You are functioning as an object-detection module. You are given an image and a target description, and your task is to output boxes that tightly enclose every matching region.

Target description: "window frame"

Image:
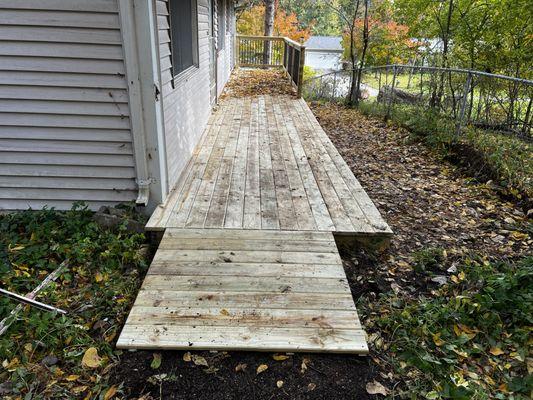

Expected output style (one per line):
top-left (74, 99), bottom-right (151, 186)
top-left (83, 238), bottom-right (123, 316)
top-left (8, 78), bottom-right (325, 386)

top-left (168, 0), bottom-right (200, 84)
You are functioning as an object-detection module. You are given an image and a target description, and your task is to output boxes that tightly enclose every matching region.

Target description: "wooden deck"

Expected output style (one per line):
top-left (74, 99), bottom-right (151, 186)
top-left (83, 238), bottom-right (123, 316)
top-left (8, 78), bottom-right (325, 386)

top-left (147, 95), bottom-right (392, 237)
top-left (117, 228), bottom-right (368, 353)
top-left (120, 91), bottom-right (392, 353)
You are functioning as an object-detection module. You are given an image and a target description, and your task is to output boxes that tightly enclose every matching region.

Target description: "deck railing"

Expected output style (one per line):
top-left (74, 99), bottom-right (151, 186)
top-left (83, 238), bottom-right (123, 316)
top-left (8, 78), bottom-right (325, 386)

top-left (236, 35), bottom-right (306, 97)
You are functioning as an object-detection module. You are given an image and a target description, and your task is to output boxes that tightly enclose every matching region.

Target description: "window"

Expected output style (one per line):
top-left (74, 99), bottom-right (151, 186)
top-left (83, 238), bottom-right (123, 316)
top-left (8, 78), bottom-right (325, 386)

top-left (169, 0), bottom-right (199, 77)
top-left (217, 0), bottom-right (225, 50)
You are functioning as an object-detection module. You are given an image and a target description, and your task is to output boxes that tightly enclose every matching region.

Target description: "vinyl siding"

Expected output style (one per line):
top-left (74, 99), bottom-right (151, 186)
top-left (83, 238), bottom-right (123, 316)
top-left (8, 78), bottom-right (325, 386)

top-left (157, 0), bottom-right (234, 189)
top-left (0, 0), bottom-right (137, 210)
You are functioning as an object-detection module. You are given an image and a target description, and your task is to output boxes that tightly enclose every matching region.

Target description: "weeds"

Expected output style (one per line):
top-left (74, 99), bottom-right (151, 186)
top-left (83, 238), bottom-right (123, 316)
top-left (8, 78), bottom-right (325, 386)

top-left (0, 204), bottom-right (149, 399)
top-left (365, 256), bottom-right (532, 399)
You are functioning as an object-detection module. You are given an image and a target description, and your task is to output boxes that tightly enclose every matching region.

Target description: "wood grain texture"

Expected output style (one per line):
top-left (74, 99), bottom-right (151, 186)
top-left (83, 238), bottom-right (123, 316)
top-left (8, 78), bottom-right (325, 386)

top-left (148, 95), bottom-right (392, 237)
top-left (117, 228), bottom-right (368, 353)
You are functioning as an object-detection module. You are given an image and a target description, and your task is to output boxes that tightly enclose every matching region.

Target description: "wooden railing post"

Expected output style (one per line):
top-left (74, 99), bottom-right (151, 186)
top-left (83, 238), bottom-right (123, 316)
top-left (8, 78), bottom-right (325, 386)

top-left (297, 45), bottom-right (306, 98)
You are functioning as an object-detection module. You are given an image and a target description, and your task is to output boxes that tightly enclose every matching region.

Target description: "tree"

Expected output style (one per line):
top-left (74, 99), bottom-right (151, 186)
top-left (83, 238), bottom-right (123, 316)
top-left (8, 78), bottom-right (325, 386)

top-left (263, 0), bottom-right (276, 64)
top-left (237, 5), bottom-right (311, 41)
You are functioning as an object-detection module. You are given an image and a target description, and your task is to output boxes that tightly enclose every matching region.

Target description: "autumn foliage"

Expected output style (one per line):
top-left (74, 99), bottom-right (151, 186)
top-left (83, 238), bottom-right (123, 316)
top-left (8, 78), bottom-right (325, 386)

top-left (237, 5), bottom-right (312, 42)
top-left (342, 18), bottom-right (419, 65)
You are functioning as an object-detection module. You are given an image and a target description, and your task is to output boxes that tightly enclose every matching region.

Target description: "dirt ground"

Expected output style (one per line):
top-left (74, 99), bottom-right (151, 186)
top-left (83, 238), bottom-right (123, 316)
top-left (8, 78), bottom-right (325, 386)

top-left (109, 71), bottom-right (529, 399)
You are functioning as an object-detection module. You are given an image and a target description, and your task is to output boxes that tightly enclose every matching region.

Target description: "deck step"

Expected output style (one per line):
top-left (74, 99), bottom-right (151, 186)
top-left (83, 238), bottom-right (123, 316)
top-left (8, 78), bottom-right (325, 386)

top-left (117, 228), bottom-right (368, 354)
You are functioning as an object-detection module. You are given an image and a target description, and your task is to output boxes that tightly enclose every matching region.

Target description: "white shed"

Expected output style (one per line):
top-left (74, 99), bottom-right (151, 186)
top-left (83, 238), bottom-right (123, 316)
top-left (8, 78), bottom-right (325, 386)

top-left (0, 0), bottom-right (236, 213)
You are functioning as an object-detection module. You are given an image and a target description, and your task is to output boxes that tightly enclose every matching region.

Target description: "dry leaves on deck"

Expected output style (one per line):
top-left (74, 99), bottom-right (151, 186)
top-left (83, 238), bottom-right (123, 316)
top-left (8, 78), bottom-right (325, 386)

top-left (220, 69), bottom-right (296, 99)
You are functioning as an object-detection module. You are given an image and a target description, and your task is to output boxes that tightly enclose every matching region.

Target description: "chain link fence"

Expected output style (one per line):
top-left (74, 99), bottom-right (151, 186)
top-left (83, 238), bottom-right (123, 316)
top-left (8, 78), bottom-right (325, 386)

top-left (303, 65), bottom-right (533, 139)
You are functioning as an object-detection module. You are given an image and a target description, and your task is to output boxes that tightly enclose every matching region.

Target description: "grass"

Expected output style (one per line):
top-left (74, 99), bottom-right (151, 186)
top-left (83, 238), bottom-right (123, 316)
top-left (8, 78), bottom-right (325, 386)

top-left (0, 204), bottom-right (149, 399)
top-left (364, 255), bottom-right (533, 399)
top-left (357, 101), bottom-right (532, 201)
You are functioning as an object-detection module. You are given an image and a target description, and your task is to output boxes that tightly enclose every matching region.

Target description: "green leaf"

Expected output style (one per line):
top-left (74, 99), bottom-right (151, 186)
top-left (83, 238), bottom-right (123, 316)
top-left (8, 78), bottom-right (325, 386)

top-left (150, 353), bottom-right (162, 369)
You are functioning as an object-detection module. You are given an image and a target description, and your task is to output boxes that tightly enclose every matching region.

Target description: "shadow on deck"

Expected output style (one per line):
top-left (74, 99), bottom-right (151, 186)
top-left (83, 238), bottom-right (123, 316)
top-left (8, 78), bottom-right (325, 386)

top-left (117, 70), bottom-right (392, 354)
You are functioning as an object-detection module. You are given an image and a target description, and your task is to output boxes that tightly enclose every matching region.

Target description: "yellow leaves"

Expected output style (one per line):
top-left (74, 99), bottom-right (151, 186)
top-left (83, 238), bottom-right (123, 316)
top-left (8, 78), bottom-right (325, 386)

top-left (451, 271), bottom-right (466, 284)
top-left (432, 333), bottom-right (445, 346)
top-left (489, 347), bottom-right (504, 356)
top-left (104, 385), bottom-right (117, 400)
top-left (510, 231), bottom-right (528, 241)
top-left (66, 375), bottom-right (80, 382)
top-left (81, 347), bottom-right (102, 369)
top-left (272, 354), bottom-right (289, 361)
top-left (219, 309), bottom-right (230, 316)
top-left (256, 364), bottom-right (268, 374)
top-left (182, 352), bottom-right (192, 362)
top-left (453, 324), bottom-right (477, 340)
top-left (95, 272), bottom-right (104, 283)
top-left (2, 357), bottom-right (20, 371)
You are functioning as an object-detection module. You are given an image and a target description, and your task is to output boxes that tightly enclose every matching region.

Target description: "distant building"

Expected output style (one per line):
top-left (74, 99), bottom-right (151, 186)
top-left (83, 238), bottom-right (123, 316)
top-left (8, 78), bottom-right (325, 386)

top-left (304, 36), bottom-right (343, 72)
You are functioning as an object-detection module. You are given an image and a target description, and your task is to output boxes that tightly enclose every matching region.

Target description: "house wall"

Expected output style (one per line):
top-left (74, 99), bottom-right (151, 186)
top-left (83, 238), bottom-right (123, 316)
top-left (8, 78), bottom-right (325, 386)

top-left (0, 0), bottom-right (137, 210)
top-left (156, 0), bottom-right (234, 189)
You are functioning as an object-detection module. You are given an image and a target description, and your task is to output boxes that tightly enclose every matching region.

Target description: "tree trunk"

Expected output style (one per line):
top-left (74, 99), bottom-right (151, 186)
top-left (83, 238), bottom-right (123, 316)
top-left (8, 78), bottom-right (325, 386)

top-left (352, 0), bottom-right (369, 105)
top-left (347, 0), bottom-right (361, 105)
top-left (263, 0), bottom-right (276, 65)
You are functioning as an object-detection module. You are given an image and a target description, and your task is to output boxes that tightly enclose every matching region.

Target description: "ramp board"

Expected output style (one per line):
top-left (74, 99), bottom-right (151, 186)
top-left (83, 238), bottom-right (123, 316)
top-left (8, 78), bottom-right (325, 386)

top-left (117, 228), bottom-right (368, 354)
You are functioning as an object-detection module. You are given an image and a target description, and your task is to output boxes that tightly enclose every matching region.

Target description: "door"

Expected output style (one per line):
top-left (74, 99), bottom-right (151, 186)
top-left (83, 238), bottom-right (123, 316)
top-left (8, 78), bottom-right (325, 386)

top-left (209, 0), bottom-right (217, 104)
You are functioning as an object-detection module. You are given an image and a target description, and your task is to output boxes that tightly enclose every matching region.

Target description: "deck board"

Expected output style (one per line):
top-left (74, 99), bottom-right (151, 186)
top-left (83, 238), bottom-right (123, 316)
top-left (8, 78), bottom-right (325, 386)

top-left (146, 95), bottom-right (392, 236)
top-left (117, 228), bottom-right (368, 353)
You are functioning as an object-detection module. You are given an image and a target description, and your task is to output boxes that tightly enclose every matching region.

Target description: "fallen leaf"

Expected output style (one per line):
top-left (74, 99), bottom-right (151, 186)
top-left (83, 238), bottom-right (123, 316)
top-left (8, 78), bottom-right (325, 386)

top-left (95, 272), bottom-right (104, 282)
top-left (276, 380), bottom-right (284, 388)
top-left (272, 354), bottom-right (289, 361)
top-left (307, 383), bottom-right (316, 391)
top-left (432, 333), bottom-right (445, 346)
top-left (183, 352), bottom-right (192, 362)
top-left (366, 380), bottom-right (388, 395)
top-left (489, 347), bottom-right (504, 356)
top-left (220, 309), bottom-right (230, 316)
top-left (256, 364), bottom-right (268, 374)
top-left (66, 375), bottom-right (80, 382)
top-left (81, 347), bottom-right (102, 369)
top-left (150, 353), bottom-right (162, 369)
top-left (104, 386), bottom-right (117, 400)
top-left (192, 355), bottom-right (208, 367)
top-left (235, 363), bottom-right (247, 372)
top-left (301, 358), bottom-right (310, 374)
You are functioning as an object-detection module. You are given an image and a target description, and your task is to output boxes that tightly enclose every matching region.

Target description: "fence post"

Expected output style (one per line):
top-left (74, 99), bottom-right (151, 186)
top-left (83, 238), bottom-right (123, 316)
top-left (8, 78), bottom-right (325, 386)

top-left (386, 65), bottom-right (398, 119)
top-left (297, 45), bottom-right (306, 98)
top-left (455, 72), bottom-right (472, 136)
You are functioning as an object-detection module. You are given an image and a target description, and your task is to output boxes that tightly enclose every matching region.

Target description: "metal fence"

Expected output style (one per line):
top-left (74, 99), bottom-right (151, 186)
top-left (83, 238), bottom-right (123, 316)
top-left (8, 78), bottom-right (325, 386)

top-left (237, 35), bottom-right (306, 97)
top-left (303, 65), bottom-right (533, 138)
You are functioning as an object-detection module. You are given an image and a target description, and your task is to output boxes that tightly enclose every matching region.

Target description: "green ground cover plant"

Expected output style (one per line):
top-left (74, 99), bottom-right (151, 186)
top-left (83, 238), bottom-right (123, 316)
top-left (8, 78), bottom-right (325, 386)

top-left (0, 204), bottom-right (149, 399)
top-left (364, 255), bottom-right (533, 399)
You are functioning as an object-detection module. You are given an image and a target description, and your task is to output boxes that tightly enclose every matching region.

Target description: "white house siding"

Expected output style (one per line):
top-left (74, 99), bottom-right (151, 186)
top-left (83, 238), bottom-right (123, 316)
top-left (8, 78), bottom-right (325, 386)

top-left (0, 0), bottom-right (137, 210)
top-left (216, 0), bottom-right (235, 95)
top-left (157, 0), bottom-right (234, 189)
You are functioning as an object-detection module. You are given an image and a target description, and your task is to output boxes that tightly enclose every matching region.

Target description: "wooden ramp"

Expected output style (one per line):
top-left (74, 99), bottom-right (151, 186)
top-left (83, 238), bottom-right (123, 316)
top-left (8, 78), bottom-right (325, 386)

top-left (117, 228), bottom-right (368, 354)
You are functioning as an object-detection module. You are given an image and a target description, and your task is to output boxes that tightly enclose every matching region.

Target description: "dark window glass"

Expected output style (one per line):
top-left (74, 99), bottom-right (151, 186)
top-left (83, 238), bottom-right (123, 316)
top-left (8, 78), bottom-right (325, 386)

top-left (217, 0), bottom-right (225, 50)
top-left (169, 0), bottom-right (199, 76)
